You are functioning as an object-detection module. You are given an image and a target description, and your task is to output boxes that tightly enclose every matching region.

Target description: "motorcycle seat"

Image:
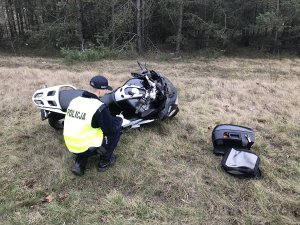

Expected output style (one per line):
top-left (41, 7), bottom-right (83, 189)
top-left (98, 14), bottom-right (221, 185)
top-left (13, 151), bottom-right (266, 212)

top-left (59, 89), bottom-right (84, 112)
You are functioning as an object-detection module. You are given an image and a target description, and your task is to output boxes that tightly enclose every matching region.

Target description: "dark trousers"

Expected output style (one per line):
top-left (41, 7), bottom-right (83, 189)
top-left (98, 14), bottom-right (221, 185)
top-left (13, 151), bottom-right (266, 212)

top-left (74, 129), bottom-right (122, 166)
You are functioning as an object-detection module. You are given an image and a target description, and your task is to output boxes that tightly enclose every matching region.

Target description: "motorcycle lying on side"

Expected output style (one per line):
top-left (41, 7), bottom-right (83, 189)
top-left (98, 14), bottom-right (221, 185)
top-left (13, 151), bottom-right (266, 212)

top-left (32, 62), bottom-right (179, 130)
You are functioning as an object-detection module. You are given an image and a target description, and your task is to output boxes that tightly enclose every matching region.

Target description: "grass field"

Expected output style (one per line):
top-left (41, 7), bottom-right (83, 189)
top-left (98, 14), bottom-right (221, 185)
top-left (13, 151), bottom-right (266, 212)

top-left (0, 55), bottom-right (299, 225)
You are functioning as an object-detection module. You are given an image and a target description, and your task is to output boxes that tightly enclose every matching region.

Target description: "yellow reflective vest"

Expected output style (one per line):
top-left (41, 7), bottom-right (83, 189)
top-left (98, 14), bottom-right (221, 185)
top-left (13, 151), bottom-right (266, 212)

top-left (63, 96), bottom-right (104, 153)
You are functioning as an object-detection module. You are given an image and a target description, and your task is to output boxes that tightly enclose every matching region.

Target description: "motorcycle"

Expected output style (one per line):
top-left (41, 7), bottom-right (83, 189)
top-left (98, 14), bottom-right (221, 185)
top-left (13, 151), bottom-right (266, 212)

top-left (32, 61), bottom-right (179, 129)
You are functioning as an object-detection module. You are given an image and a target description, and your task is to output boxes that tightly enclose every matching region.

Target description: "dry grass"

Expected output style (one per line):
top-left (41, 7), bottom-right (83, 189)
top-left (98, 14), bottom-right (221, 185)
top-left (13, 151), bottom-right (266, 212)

top-left (0, 55), bottom-right (299, 225)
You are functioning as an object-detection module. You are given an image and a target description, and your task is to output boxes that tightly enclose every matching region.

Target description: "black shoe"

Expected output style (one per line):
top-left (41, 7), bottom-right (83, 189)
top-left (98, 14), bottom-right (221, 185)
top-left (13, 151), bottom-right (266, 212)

top-left (98, 154), bottom-right (116, 172)
top-left (71, 162), bottom-right (85, 176)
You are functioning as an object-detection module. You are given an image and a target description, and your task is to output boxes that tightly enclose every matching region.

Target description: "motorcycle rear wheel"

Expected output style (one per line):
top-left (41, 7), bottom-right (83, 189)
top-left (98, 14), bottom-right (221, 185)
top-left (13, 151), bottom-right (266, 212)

top-left (48, 113), bottom-right (65, 130)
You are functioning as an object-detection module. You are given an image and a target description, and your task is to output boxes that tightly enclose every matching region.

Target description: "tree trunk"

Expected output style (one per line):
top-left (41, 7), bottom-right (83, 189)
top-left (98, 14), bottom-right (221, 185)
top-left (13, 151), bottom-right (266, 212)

top-left (204, 2), bottom-right (206, 21)
top-left (141, 0), bottom-right (145, 50)
top-left (26, 0), bottom-right (35, 28)
top-left (111, 2), bottom-right (116, 49)
top-left (205, 32), bottom-right (209, 48)
top-left (175, 2), bottom-right (183, 56)
top-left (5, 0), bottom-right (16, 37)
top-left (38, 0), bottom-right (43, 23)
top-left (13, 0), bottom-right (23, 36)
top-left (136, 0), bottom-right (143, 54)
top-left (273, 0), bottom-right (280, 54)
top-left (75, 0), bottom-right (84, 51)
top-left (224, 11), bottom-right (227, 30)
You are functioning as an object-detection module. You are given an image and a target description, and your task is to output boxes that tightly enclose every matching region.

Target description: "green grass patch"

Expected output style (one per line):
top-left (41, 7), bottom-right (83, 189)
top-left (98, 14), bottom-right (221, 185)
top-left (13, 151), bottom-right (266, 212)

top-left (60, 48), bottom-right (118, 63)
top-left (0, 56), bottom-right (299, 224)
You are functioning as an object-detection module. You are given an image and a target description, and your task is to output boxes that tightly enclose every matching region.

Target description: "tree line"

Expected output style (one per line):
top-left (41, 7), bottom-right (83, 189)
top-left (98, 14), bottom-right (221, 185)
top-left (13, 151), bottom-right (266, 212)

top-left (0, 0), bottom-right (299, 55)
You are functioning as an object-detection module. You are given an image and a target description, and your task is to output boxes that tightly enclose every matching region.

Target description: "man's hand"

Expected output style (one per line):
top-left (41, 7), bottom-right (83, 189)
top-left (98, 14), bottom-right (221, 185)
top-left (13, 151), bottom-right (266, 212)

top-left (116, 112), bottom-right (130, 127)
top-left (116, 112), bottom-right (124, 120)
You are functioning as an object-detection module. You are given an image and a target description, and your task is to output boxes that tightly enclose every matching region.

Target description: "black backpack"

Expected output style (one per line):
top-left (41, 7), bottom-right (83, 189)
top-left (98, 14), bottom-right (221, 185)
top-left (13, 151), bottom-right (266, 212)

top-left (221, 148), bottom-right (261, 178)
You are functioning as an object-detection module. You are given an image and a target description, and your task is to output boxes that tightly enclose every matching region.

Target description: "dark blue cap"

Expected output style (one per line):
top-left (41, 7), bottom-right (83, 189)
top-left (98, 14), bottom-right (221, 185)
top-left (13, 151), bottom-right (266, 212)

top-left (90, 75), bottom-right (113, 90)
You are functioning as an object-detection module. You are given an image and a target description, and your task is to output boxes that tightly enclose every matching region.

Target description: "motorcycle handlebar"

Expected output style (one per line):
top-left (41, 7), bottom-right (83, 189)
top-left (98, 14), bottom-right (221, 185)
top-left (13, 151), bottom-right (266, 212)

top-left (137, 60), bottom-right (144, 71)
top-left (137, 60), bottom-right (149, 75)
top-left (131, 71), bottom-right (155, 89)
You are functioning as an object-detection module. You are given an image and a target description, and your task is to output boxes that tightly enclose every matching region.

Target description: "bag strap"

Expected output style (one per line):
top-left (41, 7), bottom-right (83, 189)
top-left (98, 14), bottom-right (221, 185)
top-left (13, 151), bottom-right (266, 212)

top-left (242, 134), bottom-right (253, 149)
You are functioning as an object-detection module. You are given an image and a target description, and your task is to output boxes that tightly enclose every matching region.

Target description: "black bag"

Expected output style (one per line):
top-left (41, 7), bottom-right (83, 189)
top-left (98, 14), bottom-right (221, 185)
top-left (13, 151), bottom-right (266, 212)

top-left (212, 124), bottom-right (255, 155)
top-left (221, 148), bottom-right (261, 178)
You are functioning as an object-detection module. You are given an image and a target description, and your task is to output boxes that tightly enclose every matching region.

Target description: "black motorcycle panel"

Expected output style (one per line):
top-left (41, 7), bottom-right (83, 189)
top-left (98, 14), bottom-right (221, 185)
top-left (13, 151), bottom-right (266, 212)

top-left (158, 77), bottom-right (178, 120)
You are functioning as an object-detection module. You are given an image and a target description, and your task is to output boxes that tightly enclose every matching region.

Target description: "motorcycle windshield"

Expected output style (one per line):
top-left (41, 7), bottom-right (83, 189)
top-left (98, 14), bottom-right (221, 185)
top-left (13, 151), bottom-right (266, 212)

top-left (124, 78), bottom-right (145, 88)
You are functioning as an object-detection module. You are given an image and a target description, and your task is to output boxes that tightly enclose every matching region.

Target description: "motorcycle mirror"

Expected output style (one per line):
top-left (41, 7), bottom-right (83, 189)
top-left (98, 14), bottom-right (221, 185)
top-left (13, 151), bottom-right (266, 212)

top-left (137, 60), bottom-right (144, 71)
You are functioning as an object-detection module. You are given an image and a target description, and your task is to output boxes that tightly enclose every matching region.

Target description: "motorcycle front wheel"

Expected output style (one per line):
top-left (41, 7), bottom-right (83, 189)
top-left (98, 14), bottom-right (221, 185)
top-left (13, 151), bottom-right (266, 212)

top-left (48, 112), bottom-right (65, 130)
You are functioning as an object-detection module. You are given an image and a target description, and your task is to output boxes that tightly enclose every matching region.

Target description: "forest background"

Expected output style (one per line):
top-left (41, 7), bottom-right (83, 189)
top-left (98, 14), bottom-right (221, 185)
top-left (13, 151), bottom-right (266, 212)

top-left (0, 0), bottom-right (300, 59)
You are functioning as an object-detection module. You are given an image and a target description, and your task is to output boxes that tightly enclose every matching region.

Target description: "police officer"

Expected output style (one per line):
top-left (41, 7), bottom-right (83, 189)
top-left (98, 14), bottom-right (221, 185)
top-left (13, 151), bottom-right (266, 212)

top-left (63, 75), bottom-right (123, 176)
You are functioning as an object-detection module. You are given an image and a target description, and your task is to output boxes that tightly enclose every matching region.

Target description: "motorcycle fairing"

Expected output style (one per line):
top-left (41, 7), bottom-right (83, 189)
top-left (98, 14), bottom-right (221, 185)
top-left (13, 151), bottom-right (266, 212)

top-left (157, 75), bottom-right (178, 120)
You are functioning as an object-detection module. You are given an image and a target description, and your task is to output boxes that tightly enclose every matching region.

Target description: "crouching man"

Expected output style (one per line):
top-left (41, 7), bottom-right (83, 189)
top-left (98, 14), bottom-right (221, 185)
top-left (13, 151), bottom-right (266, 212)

top-left (63, 75), bottom-right (122, 176)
